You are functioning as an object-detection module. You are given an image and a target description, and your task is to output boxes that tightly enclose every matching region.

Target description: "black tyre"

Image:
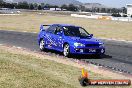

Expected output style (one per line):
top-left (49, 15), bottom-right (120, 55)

top-left (63, 44), bottom-right (70, 57)
top-left (79, 78), bottom-right (89, 87)
top-left (39, 39), bottom-right (45, 51)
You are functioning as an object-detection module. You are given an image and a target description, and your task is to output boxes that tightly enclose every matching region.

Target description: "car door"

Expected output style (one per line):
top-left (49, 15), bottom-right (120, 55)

top-left (52, 26), bottom-right (64, 51)
top-left (45, 25), bottom-right (56, 48)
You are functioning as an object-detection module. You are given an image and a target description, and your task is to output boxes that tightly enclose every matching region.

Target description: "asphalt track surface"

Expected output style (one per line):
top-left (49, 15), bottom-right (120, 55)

top-left (0, 30), bottom-right (132, 74)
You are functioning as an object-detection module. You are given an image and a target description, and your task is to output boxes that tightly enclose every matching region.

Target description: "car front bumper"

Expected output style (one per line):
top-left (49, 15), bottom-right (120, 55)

top-left (70, 46), bottom-right (105, 55)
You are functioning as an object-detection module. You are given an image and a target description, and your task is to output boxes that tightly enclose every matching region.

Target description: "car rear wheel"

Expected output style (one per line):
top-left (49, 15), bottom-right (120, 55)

top-left (39, 39), bottom-right (45, 51)
top-left (63, 44), bottom-right (70, 57)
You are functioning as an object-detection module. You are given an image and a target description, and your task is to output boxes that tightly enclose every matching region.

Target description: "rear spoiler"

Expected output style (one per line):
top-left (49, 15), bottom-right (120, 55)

top-left (40, 25), bottom-right (51, 31)
top-left (43, 25), bottom-right (51, 26)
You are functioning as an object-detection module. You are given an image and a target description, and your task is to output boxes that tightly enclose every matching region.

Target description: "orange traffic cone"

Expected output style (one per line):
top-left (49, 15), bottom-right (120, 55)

top-left (79, 68), bottom-right (90, 86)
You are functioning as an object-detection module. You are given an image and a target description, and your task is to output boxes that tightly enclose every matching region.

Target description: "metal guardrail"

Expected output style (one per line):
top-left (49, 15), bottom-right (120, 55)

top-left (112, 17), bottom-right (132, 22)
top-left (71, 14), bottom-right (132, 22)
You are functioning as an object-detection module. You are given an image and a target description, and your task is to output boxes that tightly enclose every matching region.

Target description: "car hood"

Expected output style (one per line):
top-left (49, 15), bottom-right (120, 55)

top-left (67, 36), bottom-right (102, 44)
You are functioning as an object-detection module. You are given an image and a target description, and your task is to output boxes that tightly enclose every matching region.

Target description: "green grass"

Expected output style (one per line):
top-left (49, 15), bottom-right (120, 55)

top-left (0, 48), bottom-right (102, 88)
top-left (0, 48), bottom-right (131, 88)
top-left (0, 12), bottom-right (132, 41)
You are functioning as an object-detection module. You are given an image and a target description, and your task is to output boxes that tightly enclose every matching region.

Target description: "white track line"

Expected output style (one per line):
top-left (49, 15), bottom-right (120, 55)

top-left (99, 37), bottom-right (132, 43)
top-left (1, 30), bottom-right (38, 34)
top-left (16, 46), bottom-right (22, 49)
top-left (0, 14), bottom-right (21, 16)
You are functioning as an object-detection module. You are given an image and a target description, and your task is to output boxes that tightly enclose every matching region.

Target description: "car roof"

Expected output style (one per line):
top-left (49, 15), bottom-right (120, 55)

top-left (52, 24), bottom-right (80, 27)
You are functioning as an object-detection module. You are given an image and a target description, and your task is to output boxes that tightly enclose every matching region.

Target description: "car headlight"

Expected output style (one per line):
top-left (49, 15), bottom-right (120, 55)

top-left (74, 43), bottom-right (85, 47)
top-left (99, 43), bottom-right (105, 47)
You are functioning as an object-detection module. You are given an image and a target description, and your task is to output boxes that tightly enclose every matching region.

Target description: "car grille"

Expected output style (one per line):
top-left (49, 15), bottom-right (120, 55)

top-left (85, 44), bottom-right (99, 47)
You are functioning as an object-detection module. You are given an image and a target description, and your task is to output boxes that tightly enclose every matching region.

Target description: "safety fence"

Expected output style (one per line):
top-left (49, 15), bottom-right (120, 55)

top-left (71, 14), bottom-right (132, 22)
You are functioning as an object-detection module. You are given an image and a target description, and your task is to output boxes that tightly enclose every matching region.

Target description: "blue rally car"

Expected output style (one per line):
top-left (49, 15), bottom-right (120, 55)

top-left (38, 24), bottom-right (105, 57)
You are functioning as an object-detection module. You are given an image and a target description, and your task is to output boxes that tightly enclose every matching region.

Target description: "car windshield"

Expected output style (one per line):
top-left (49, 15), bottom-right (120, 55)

top-left (63, 26), bottom-right (90, 38)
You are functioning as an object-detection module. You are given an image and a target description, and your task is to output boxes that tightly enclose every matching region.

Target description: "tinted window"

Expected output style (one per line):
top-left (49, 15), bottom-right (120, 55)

top-left (54, 26), bottom-right (63, 35)
top-left (46, 25), bottom-right (56, 34)
top-left (63, 26), bottom-right (90, 38)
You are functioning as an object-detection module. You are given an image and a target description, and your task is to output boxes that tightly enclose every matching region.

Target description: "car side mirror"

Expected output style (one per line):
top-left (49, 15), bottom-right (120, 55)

top-left (56, 32), bottom-right (62, 36)
top-left (89, 34), bottom-right (93, 37)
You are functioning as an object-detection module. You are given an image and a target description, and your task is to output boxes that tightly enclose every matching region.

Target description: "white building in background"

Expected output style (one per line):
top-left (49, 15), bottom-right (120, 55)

top-left (127, 4), bottom-right (132, 16)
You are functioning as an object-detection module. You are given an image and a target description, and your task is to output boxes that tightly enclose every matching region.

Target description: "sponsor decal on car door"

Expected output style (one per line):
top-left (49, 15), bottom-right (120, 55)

top-left (53, 26), bottom-right (64, 50)
top-left (45, 33), bottom-right (53, 48)
top-left (45, 25), bottom-right (57, 48)
top-left (52, 34), bottom-right (64, 50)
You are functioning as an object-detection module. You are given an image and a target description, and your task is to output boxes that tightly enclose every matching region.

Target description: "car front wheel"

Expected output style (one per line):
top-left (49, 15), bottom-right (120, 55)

top-left (63, 44), bottom-right (70, 57)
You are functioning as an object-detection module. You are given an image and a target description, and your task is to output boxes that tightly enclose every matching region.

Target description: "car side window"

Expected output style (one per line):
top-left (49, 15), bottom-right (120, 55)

top-left (46, 25), bottom-right (56, 34)
top-left (79, 27), bottom-right (89, 36)
top-left (54, 26), bottom-right (63, 35)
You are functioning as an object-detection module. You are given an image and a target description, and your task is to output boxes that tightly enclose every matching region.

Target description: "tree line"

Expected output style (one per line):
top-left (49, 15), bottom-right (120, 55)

top-left (80, 5), bottom-right (127, 14)
top-left (0, 0), bottom-right (78, 11)
top-left (0, 0), bottom-right (127, 14)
